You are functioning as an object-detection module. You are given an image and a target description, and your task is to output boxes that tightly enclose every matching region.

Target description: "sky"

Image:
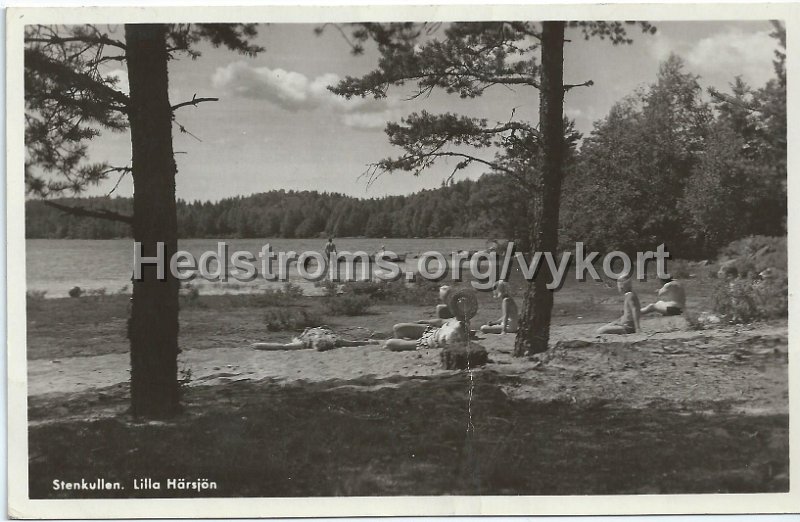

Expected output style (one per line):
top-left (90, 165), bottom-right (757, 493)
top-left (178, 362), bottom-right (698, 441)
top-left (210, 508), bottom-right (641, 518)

top-left (79, 20), bottom-right (779, 202)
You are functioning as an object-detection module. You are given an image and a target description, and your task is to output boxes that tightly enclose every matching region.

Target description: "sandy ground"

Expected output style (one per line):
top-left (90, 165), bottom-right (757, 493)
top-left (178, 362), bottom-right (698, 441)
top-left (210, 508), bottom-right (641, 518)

top-left (24, 282), bottom-right (789, 496)
top-left (28, 315), bottom-right (788, 416)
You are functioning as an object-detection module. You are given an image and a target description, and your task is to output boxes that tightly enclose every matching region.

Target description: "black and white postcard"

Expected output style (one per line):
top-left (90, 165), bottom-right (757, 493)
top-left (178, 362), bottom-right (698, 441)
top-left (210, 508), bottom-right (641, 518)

top-left (7, 3), bottom-right (799, 518)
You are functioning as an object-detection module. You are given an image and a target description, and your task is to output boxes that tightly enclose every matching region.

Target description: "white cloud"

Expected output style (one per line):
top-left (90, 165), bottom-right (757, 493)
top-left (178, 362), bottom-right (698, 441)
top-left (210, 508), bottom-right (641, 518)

top-left (212, 61), bottom-right (400, 130)
top-left (685, 28), bottom-right (776, 86)
top-left (106, 68), bottom-right (129, 95)
top-left (649, 28), bottom-right (777, 87)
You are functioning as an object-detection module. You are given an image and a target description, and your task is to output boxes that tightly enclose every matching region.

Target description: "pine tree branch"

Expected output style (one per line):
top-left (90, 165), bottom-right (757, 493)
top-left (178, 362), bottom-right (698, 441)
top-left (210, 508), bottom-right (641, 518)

top-left (43, 200), bottom-right (133, 224)
top-left (25, 34), bottom-right (127, 50)
top-left (708, 87), bottom-right (762, 113)
top-left (564, 79), bottom-right (594, 91)
top-left (171, 94), bottom-right (220, 111)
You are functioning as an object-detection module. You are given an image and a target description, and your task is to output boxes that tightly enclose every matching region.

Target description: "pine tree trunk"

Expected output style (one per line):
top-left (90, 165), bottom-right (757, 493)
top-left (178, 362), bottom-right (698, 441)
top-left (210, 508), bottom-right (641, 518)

top-left (125, 24), bottom-right (181, 417)
top-left (514, 21), bottom-right (565, 356)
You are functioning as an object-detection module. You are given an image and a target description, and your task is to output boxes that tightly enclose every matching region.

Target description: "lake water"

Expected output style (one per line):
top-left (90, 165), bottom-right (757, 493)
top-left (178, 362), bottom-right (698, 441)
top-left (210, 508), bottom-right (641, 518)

top-left (26, 238), bottom-right (491, 298)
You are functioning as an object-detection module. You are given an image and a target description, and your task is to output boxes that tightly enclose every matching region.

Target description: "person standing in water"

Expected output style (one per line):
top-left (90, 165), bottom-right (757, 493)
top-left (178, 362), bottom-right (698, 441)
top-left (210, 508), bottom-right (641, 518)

top-left (324, 237), bottom-right (337, 258)
top-left (597, 275), bottom-right (641, 334)
top-left (480, 280), bottom-right (519, 334)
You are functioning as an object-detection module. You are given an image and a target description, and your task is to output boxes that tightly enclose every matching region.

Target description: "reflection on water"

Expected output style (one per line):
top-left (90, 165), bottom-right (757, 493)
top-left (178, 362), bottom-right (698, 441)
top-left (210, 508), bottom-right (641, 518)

top-left (26, 238), bottom-right (490, 298)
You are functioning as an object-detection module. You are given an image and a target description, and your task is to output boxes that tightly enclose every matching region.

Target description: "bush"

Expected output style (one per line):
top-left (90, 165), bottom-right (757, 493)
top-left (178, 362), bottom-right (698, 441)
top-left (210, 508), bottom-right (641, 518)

top-left (712, 275), bottom-right (788, 323)
top-left (721, 235), bottom-right (786, 260)
top-left (26, 290), bottom-right (47, 300)
top-left (282, 282), bottom-right (304, 299)
top-left (243, 284), bottom-right (304, 308)
top-left (26, 290), bottom-right (47, 310)
top-left (666, 259), bottom-right (692, 279)
top-left (326, 294), bottom-right (372, 316)
top-left (720, 236), bottom-right (787, 274)
top-left (264, 307), bottom-right (322, 331)
top-left (87, 287), bottom-right (107, 297)
top-left (342, 281), bottom-right (385, 298)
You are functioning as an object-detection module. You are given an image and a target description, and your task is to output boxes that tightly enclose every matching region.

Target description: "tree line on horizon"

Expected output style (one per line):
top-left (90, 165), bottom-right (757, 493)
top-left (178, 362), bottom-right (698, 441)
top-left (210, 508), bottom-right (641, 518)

top-left (26, 49), bottom-right (787, 261)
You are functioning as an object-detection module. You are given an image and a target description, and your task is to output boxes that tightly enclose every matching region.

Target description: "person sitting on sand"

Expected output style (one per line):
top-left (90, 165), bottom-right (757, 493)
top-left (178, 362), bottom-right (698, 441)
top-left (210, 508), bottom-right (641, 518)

top-left (252, 327), bottom-right (377, 352)
top-left (480, 280), bottom-right (518, 334)
top-left (640, 277), bottom-right (686, 316)
top-left (412, 285), bottom-right (455, 327)
top-left (597, 275), bottom-right (641, 335)
top-left (386, 287), bottom-right (479, 351)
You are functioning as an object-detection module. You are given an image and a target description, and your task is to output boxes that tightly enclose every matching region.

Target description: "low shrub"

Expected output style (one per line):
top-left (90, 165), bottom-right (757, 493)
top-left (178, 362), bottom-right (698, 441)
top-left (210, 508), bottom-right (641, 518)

top-left (721, 235), bottom-right (787, 261)
top-left (711, 275), bottom-right (788, 323)
top-left (87, 288), bottom-right (107, 297)
top-left (719, 236), bottom-right (787, 275)
top-left (26, 290), bottom-right (47, 301)
top-left (243, 284), bottom-right (304, 308)
top-left (264, 307), bottom-right (323, 331)
top-left (323, 279), bottom-right (440, 307)
top-left (666, 259), bottom-right (692, 279)
top-left (326, 294), bottom-right (372, 316)
top-left (282, 282), bottom-right (305, 299)
top-left (26, 290), bottom-right (47, 310)
top-left (314, 279), bottom-right (339, 297)
top-left (342, 281), bottom-right (385, 298)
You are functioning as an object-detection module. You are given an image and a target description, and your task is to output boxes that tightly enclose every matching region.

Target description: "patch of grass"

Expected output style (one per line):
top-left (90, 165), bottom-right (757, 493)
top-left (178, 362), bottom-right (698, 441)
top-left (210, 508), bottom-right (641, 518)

top-left (263, 307), bottom-right (323, 332)
top-left (326, 294), bottom-right (372, 316)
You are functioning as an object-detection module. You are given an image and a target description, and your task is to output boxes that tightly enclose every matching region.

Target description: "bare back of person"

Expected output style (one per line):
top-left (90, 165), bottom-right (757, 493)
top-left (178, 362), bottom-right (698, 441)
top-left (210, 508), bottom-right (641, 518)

top-left (597, 277), bottom-right (641, 335)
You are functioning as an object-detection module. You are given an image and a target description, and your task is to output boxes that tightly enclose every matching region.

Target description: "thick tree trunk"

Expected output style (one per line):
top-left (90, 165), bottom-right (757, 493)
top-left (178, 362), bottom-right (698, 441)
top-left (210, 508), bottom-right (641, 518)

top-left (125, 24), bottom-right (181, 417)
top-left (514, 21), bottom-right (565, 356)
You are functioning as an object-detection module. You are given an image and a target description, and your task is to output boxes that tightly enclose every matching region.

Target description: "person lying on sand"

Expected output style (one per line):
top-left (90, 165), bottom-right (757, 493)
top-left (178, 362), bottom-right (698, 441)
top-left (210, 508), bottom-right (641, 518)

top-left (387, 287), bottom-right (479, 351)
top-left (480, 280), bottom-right (518, 334)
top-left (640, 278), bottom-right (685, 316)
top-left (252, 327), bottom-right (378, 352)
top-left (597, 275), bottom-right (641, 335)
top-left (385, 318), bottom-right (469, 352)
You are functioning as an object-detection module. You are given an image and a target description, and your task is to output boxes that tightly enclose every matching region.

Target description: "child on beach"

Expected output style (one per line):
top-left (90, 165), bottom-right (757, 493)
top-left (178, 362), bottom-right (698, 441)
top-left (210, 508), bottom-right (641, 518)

top-left (597, 275), bottom-right (641, 335)
top-left (480, 280), bottom-right (519, 334)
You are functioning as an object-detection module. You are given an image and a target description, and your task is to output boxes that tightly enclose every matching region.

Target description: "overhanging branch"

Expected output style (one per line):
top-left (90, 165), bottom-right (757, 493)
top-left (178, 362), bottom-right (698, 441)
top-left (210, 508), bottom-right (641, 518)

top-left (43, 200), bottom-right (133, 225)
top-left (564, 79), bottom-right (594, 92)
top-left (171, 93), bottom-right (220, 111)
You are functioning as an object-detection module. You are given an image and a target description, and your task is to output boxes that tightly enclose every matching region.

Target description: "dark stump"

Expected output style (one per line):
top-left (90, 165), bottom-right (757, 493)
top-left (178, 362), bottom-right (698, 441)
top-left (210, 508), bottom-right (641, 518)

top-left (440, 343), bottom-right (488, 370)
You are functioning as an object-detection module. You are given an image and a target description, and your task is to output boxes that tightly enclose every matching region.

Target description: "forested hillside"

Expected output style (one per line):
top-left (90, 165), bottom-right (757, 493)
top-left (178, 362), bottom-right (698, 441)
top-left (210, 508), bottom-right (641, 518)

top-left (25, 173), bottom-right (519, 240)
